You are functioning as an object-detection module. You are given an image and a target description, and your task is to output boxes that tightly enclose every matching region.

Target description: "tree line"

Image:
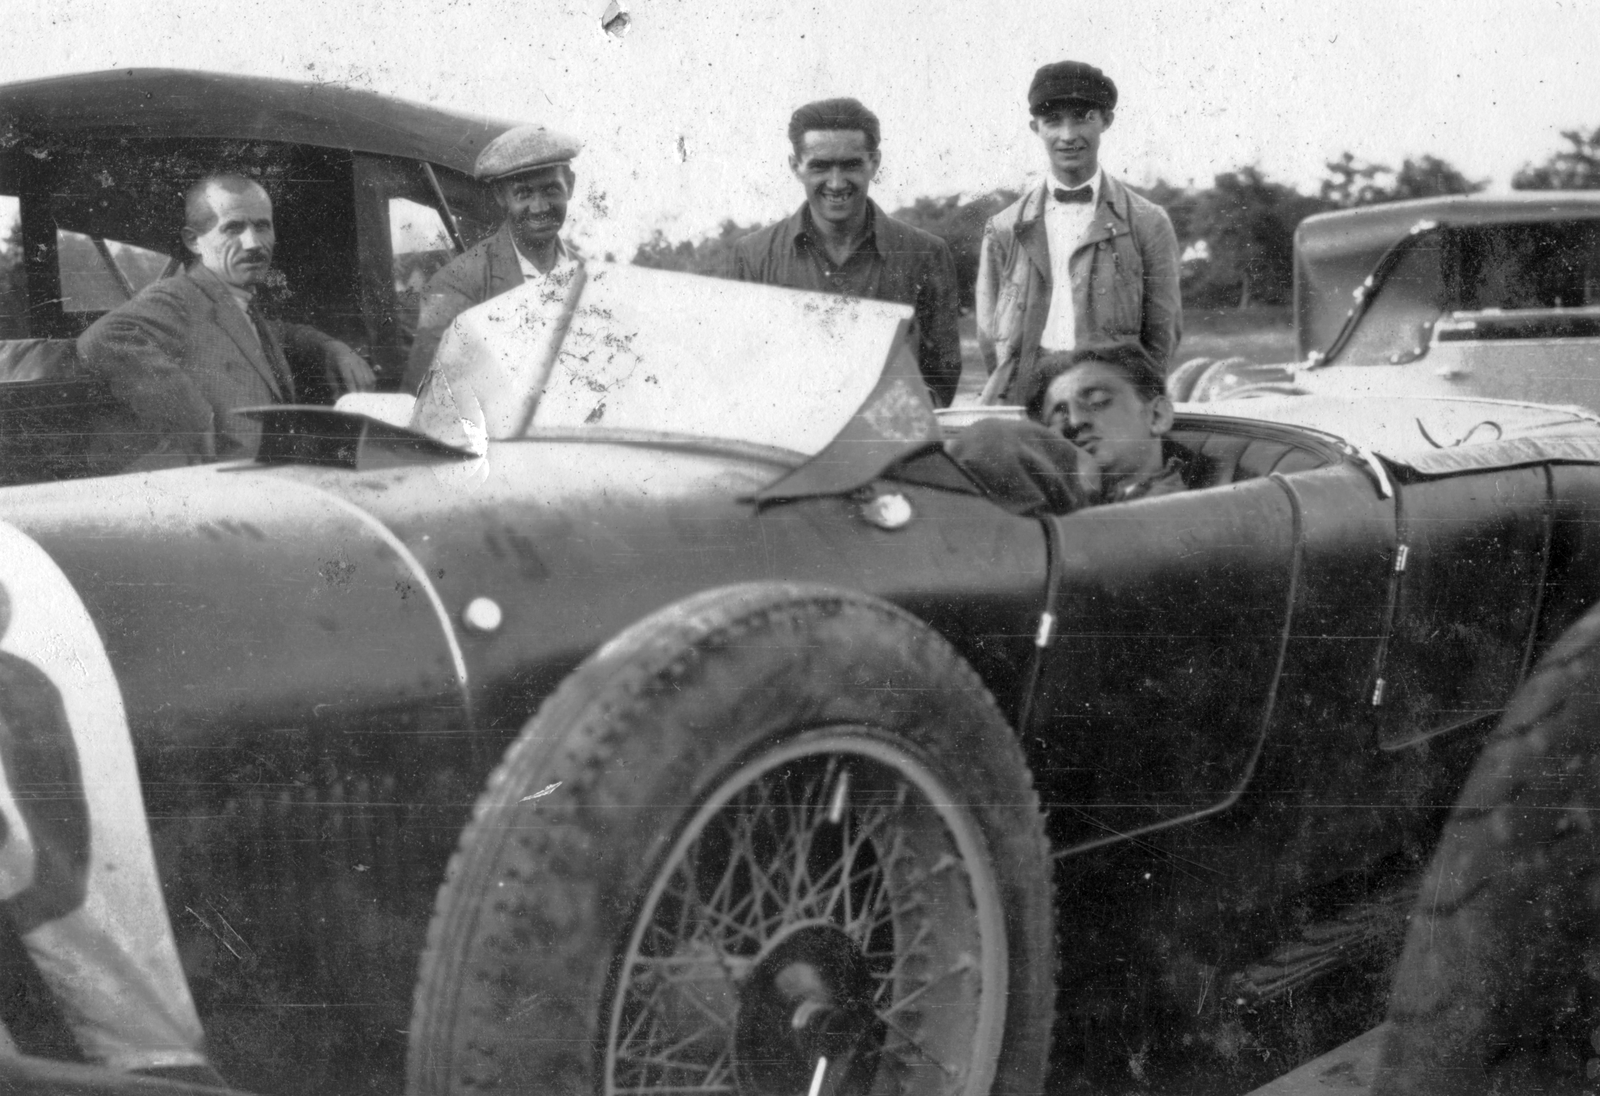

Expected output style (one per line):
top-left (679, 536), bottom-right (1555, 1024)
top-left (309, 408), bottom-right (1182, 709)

top-left (634, 127), bottom-right (1600, 311)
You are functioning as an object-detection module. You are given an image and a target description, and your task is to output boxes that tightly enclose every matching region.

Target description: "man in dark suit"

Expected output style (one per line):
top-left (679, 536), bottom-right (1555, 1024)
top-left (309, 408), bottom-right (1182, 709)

top-left (77, 174), bottom-right (374, 469)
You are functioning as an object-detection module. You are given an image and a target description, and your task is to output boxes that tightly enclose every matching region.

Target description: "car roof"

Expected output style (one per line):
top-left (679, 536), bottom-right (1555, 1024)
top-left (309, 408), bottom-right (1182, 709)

top-left (1294, 191), bottom-right (1600, 359)
top-left (0, 68), bottom-right (520, 176)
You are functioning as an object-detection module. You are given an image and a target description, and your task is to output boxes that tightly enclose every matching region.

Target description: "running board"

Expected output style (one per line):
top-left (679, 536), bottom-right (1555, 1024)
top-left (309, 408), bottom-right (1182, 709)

top-left (1243, 1023), bottom-right (1389, 1095)
top-left (1230, 887), bottom-right (1412, 1003)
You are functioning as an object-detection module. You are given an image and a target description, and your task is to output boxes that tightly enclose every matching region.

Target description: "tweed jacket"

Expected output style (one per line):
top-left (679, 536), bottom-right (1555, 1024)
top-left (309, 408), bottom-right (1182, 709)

top-left (975, 174), bottom-right (1182, 404)
top-left (77, 264), bottom-right (346, 468)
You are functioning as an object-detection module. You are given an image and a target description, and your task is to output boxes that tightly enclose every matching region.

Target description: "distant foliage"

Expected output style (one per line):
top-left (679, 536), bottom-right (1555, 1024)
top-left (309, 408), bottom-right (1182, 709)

top-left (0, 218), bottom-right (25, 338)
top-left (888, 190), bottom-right (1019, 311)
top-left (1513, 127), bottom-right (1600, 190)
top-left (633, 144), bottom-right (1497, 314)
top-left (1319, 151), bottom-right (1486, 207)
top-left (631, 220), bottom-right (761, 278)
top-left (1147, 167), bottom-right (1330, 309)
top-left (1388, 155), bottom-right (1489, 201)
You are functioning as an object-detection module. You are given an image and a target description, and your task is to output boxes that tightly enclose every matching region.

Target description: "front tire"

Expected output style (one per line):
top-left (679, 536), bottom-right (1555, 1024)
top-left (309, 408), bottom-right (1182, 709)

top-left (1373, 601), bottom-right (1600, 1094)
top-left (407, 584), bottom-right (1054, 1096)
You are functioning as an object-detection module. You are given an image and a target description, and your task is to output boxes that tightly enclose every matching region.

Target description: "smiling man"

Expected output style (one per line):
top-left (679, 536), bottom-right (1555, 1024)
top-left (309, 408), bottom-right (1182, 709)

top-left (730, 98), bottom-right (963, 407)
top-left (77, 174), bottom-right (374, 469)
top-left (976, 62), bottom-right (1181, 406)
top-left (402, 124), bottom-right (584, 391)
top-left (950, 342), bottom-right (1207, 515)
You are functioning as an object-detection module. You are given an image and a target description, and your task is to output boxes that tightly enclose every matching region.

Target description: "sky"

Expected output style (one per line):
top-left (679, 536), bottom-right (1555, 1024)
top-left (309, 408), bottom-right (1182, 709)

top-left (8, 0), bottom-right (1600, 256)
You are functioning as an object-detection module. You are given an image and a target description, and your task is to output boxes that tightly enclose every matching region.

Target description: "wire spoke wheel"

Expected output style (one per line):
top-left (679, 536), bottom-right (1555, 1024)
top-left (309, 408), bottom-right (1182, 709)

top-left (407, 585), bottom-right (1052, 1096)
top-left (608, 733), bottom-right (1007, 1096)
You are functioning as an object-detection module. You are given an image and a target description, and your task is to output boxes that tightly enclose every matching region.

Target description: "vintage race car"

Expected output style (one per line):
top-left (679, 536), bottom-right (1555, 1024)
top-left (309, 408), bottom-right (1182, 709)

top-left (1170, 192), bottom-right (1600, 410)
top-left (0, 68), bottom-right (515, 485)
top-left (4, 252), bottom-right (1600, 1096)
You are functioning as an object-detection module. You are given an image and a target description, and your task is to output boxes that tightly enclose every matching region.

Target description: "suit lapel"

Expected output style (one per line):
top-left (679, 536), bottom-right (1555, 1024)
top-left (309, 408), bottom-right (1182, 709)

top-left (1077, 175), bottom-right (1129, 252)
top-left (487, 223), bottom-right (526, 298)
top-left (186, 266), bottom-right (287, 400)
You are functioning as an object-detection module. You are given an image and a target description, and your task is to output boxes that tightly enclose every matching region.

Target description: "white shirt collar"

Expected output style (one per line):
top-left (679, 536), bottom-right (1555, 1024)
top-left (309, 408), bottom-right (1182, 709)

top-left (511, 236), bottom-right (570, 280)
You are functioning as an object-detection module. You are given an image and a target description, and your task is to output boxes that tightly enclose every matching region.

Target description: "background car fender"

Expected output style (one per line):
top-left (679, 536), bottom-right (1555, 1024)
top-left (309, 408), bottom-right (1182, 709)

top-left (0, 520), bottom-right (203, 1070)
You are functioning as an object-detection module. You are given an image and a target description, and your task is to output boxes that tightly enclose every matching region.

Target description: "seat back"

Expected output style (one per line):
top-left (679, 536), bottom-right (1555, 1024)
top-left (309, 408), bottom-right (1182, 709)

top-left (0, 339), bottom-right (82, 383)
top-left (1167, 425), bottom-right (1334, 488)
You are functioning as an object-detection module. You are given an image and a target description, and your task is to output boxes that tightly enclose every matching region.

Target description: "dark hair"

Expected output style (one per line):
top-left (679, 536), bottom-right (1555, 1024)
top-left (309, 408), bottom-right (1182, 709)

top-left (183, 173), bottom-right (267, 235)
top-left (787, 98), bottom-right (881, 156)
top-left (1026, 341), bottom-right (1165, 417)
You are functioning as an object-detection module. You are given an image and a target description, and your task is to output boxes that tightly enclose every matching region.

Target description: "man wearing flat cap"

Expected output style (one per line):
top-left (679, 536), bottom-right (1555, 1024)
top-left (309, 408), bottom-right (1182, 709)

top-left (729, 98), bottom-right (963, 407)
top-left (402, 124), bottom-right (583, 391)
top-left (975, 61), bottom-right (1181, 406)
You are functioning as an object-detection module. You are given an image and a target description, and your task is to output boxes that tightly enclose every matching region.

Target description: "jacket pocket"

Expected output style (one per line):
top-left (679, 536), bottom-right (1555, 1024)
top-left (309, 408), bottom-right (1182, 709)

top-left (1105, 236), bottom-right (1145, 335)
top-left (991, 279), bottom-right (1025, 356)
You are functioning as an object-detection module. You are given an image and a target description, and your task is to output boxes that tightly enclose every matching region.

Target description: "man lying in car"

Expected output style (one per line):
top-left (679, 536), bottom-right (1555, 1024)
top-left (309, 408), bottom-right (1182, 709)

top-left (950, 340), bottom-right (1210, 514)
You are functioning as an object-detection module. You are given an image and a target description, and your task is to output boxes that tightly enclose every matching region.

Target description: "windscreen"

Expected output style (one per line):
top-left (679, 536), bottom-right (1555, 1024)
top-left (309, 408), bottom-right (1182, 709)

top-left (413, 262), bottom-right (923, 458)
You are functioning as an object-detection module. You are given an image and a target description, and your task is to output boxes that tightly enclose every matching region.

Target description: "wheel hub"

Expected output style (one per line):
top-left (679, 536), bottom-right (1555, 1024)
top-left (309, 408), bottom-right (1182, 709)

top-left (733, 923), bottom-right (884, 1096)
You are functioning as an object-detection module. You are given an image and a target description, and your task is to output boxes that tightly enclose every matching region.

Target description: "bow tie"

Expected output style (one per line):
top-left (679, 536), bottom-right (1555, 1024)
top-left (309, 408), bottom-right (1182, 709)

top-left (1054, 185), bottom-right (1094, 204)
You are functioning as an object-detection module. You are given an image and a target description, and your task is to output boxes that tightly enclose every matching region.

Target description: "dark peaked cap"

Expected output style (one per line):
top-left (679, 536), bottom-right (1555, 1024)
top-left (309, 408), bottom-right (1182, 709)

top-left (1028, 61), bottom-right (1117, 113)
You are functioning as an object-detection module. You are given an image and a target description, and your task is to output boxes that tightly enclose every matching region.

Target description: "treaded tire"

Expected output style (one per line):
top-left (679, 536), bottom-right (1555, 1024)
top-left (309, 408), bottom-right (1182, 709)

top-left (1373, 600), bottom-right (1600, 1095)
top-left (406, 583), bottom-right (1054, 1096)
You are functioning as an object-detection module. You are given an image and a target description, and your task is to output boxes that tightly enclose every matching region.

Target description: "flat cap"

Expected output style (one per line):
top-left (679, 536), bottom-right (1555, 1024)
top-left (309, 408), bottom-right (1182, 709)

top-left (1028, 61), bottom-right (1117, 114)
top-left (474, 124), bottom-right (583, 182)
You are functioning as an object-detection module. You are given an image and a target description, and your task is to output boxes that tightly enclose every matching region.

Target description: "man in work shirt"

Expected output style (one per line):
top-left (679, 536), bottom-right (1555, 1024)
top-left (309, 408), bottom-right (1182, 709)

top-left (730, 98), bottom-right (963, 408)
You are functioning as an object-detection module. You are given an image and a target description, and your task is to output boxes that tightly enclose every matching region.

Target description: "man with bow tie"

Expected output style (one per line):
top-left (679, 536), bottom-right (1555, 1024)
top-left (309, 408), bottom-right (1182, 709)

top-left (975, 62), bottom-right (1182, 406)
top-left (78, 173), bottom-right (374, 470)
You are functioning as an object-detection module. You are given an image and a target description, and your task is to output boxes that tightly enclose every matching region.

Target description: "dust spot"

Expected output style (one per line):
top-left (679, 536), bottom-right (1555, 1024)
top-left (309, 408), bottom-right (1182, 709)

top-left (319, 559), bottom-right (356, 587)
top-left (395, 579), bottom-right (416, 601)
top-left (601, 0), bottom-right (630, 36)
top-left (584, 401), bottom-right (606, 424)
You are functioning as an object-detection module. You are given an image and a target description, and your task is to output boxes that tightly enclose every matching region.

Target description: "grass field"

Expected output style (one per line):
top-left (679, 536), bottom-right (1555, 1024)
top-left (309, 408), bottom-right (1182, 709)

top-left (951, 305), bottom-right (1297, 403)
top-left (1178, 306), bottom-right (1297, 368)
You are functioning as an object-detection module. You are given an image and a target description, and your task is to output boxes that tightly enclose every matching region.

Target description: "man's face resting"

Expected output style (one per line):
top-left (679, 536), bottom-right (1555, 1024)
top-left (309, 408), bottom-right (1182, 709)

top-left (1042, 360), bottom-right (1172, 481)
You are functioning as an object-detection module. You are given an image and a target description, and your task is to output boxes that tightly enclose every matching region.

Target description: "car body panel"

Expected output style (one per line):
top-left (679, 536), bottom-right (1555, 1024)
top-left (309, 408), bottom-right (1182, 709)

top-left (1293, 192), bottom-right (1600, 361)
top-left (1184, 193), bottom-right (1600, 413)
top-left (9, 383), bottom-right (1600, 1088)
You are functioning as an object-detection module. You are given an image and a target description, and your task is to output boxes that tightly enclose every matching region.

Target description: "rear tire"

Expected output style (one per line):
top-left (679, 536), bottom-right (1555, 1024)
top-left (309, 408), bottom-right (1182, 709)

top-left (407, 583), bottom-right (1055, 1095)
top-left (1373, 602), bottom-right (1600, 1095)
